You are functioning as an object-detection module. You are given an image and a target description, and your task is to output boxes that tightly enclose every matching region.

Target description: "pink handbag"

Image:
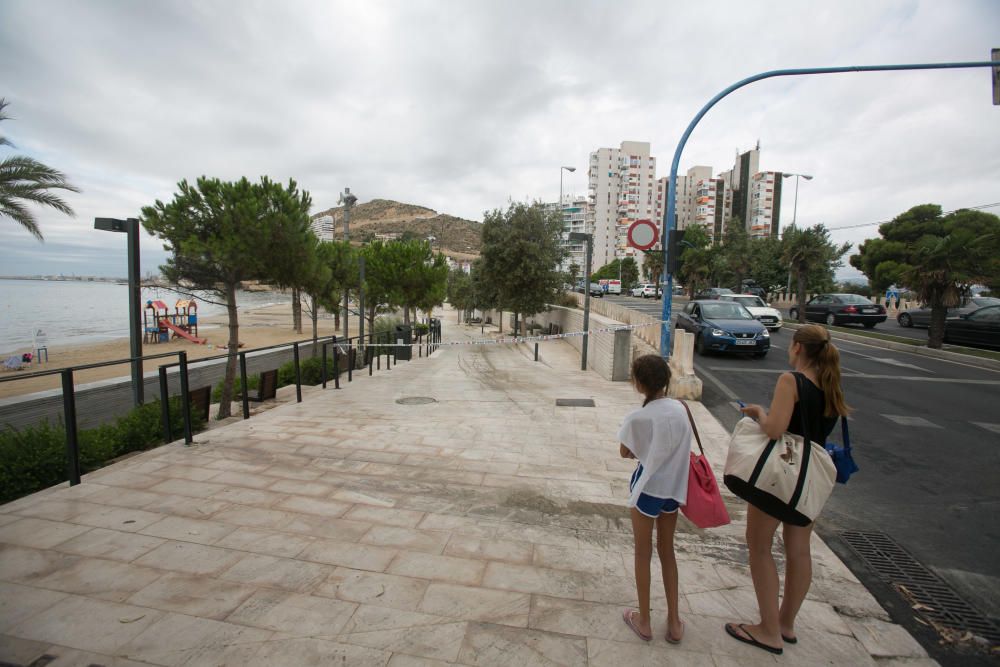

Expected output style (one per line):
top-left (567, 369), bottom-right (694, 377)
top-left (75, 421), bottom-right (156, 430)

top-left (680, 401), bottom-right (731, 529)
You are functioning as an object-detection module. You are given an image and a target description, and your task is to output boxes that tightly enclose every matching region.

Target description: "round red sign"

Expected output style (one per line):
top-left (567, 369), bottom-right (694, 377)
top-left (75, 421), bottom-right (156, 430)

top-left (627, 220), bottom-right (659, 251)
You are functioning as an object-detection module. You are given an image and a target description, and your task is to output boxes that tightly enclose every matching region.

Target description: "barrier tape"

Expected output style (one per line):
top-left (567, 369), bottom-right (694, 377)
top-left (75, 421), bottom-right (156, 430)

top-left (351, 319), bottom-right (669, 348)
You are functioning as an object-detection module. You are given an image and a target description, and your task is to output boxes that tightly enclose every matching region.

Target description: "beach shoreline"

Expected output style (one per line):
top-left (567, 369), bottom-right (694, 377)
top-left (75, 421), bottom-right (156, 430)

top-left (0, 303), bottom-right (359, 399)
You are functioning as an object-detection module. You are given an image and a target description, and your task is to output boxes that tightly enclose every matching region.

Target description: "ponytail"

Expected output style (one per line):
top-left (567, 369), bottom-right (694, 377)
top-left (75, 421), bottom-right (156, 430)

top-left (793, 325), bottom-right (851, 417)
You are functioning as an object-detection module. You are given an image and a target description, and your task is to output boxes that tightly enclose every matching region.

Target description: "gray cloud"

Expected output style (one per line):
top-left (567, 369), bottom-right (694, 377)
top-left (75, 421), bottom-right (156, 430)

top-left (1, 0), bottom-right (998, 279)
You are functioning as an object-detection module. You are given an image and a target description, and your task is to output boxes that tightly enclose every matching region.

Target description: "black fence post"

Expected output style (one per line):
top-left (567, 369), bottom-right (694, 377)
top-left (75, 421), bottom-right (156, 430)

top-left (61, 369), bottom-right (81, 486)
top-left (347, 342), bottom-right (354, 382)
top-left (239, 352), bottom-right (250, 420)
top-left (368, 338), bottom-right (374, 376)
top-left (333, 343), bottom-right (341, 389)
top-left (179, 351), bottom-right (193, 445)
top-left (158, 366), bottom-right (172, 443)
top-left (293, 343), bottom-right (302, 403)
top-left (534, 343), bottom-right (539, 361)
top-left (321, 341), bottom-right (328, 389)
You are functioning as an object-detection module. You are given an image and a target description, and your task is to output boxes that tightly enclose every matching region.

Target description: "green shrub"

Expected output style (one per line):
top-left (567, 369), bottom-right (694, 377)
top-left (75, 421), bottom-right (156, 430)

top-left (412, 323), bottom-right (429, 336)
top-left (0, 397), bottom-right (205, 505)
top-left (211, 374), bottom-right (260, 402)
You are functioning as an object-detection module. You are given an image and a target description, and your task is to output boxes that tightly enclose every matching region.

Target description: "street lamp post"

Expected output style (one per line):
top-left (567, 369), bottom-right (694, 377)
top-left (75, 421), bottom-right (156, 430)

top-left (781, 173), bottom-right (813, 295)
top-left (560, 166), bottom-right (576, 272)
top-left (569, 231), bottom-right (592, 371)
top-left (338, 187), bottom-right (358, 340)
top-left (94, 217), bottom-right (143, 406)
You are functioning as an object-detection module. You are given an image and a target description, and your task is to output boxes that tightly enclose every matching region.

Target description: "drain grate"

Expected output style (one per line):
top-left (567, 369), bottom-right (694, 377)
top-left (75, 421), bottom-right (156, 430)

top-left (555, 398), bottom-right (596, 407)
top-left (841, 530), bottom-right (1000, 644)
top-left (395, 396), bottom-right (437, 405)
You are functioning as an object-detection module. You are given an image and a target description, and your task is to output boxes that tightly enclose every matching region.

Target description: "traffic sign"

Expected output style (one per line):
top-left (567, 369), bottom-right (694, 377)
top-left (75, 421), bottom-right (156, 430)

top-left (627, 220), bottom-right (659, 250)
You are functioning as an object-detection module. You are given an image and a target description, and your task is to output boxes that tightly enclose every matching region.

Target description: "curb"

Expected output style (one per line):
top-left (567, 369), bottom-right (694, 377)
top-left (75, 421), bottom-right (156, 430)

top-left (782, 322), bottom-right (1000, 371)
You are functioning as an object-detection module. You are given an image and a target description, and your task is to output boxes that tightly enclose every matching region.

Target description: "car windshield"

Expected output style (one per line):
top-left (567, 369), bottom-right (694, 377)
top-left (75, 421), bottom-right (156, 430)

top-left (732, 296), bottom-right (765, 308)
top-left (838, 294), bottom-right (873, 305)
top-left (702, 303), bottom-right (753, 320)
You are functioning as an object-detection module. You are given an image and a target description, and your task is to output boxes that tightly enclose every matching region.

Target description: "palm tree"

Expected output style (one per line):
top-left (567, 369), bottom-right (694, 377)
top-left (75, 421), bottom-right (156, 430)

top-left (0, 99), bottom-right (80, 241)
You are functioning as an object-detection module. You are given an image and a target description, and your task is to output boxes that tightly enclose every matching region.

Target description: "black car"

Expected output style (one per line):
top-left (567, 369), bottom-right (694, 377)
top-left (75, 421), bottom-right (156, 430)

top-left (897, 296), bottom-right (1000, 328)
top-left (943, 305), bottom-right (1000, 349)
top-left (789, 293), bottom-right (887, 328)
top-left (675, 300), bottom-right (770, 357)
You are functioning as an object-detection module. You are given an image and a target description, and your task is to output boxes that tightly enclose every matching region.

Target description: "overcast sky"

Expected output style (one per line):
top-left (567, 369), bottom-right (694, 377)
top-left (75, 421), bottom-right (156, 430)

top-left (1, 0), bottom-right (998, 279)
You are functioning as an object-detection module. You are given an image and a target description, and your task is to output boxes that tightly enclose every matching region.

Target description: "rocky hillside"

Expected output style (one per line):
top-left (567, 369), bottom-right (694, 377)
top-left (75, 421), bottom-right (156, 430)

top-left (311, 199), bottom-right (482, 259)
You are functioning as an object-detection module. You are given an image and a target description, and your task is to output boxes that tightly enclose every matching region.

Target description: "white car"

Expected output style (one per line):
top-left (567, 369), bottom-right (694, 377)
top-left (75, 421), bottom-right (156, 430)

top-left (720, 294), bottom-right (782, 330)
top-left (631, 283), bottom-right (660, 298)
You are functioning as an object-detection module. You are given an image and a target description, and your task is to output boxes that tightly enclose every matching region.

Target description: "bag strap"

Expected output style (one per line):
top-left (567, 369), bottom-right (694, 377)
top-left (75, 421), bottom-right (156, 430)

top-left (679, 400), bottom-right (704, 456)
top-left (789, 372), bottom-right (813, 509)
top-left (840, 416), bottom-right (851, 452)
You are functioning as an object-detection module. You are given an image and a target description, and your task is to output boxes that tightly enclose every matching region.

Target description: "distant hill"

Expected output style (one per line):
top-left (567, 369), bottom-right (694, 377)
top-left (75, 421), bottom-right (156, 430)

top-left (311, 199), bottom-right (482, 259)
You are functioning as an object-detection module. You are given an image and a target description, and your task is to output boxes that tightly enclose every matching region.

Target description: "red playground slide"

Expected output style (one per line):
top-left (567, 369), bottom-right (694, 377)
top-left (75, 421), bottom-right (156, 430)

top-left (160, 319), bottom-right (207, 344)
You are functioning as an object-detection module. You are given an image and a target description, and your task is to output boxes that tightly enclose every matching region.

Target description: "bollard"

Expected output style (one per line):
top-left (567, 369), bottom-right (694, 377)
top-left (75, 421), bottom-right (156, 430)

top-left (61, 369), bottom-right (81, 486)
top-left (534, 342), bottom-right (539, 361)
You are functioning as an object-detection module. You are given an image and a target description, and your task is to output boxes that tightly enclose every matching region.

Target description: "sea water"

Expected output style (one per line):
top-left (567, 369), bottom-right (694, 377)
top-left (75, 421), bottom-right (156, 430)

top-left (0, 279), bottom-right (291, 355)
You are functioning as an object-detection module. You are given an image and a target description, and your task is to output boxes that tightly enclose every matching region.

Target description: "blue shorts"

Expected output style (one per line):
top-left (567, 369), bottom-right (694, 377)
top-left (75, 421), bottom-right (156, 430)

top-left (630, 464), bottom-right (680, 518)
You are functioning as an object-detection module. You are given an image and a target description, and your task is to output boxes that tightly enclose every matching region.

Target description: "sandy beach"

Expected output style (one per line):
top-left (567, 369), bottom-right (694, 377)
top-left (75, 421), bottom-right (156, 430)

top-left (0, 303), bottom-right (365, 399)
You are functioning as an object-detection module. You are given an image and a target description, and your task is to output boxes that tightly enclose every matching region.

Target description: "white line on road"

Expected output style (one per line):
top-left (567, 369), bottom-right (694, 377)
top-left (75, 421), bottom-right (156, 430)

top-left (705, 367), bottom-right (1000, 385)
top-left (695, 364), bottom-right (740, 401)
top-left (839, 348), bottom-right (934, 373)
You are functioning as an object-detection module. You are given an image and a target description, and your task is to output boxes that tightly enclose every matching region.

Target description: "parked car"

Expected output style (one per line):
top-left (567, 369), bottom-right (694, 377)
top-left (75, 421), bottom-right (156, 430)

top-left (675, 299), bottom-right (770, 357)
top-left (719, 294), bottom-right (783, 331)
top-left (589, 282), bottom-right (604, 298)
top-left (789, 293), bottom-right (887, 328)
top-left (897, 296), bottom-right (1000, 328)
top-left (694, 287), bottom-right (734, 300)
top-left (943, 305), bottom-right (1000, 349)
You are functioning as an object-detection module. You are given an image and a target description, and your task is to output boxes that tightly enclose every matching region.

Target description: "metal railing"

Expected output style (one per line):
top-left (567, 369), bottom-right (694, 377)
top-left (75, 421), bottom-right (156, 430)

top-left (0, 317), bottom-right (444, 491)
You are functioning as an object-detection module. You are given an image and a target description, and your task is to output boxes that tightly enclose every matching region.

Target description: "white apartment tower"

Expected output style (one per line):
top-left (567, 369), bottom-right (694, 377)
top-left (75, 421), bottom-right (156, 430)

top-left (547, 194), bottom-right (590, 274)
top-left (587, 141), bottom-right (657, 269)
top-left (310, 214), bottom-right (335, 240)
top-left (747, 171), bottom-right (784, 239)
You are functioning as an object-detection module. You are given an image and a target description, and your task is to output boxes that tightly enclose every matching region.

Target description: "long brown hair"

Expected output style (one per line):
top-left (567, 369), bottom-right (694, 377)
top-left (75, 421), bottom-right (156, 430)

top-left (632, 354), bottom-right (671, 406)
top-left (794, 325), bottom-right (850, 417)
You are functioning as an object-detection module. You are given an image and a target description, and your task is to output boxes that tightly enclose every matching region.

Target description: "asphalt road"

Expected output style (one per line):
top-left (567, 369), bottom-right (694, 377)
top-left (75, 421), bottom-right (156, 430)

top-left (607, 294), bottom-right (1000, 664)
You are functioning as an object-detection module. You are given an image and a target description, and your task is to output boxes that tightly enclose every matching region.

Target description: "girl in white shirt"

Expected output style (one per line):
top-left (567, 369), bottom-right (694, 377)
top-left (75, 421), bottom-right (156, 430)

top-left (618, 354), bottom-right (692, 644)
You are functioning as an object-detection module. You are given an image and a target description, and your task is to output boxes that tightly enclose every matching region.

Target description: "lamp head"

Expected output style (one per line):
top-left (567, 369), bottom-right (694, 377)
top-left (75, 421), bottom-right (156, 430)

top-left (568, 232), bottom-right (590, 241)
top-left (562, 166), bottom-right (576, 173)
top-left (94, 217), bottom-right (127, 233)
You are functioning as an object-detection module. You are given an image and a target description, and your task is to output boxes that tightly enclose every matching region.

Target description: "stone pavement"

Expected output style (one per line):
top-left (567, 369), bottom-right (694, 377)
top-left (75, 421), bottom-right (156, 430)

top-left (0, 311), bottom-right (935, 666)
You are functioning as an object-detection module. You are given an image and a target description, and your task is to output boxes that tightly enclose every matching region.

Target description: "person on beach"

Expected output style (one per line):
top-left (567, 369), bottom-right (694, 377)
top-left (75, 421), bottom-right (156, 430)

top-left (725, 324), bottom-right (849, 655)
top-left (618, 354), bottom-right (691, 644)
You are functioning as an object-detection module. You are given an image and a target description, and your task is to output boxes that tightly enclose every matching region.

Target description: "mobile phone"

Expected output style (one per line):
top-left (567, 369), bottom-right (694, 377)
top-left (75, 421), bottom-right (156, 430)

top-left (737, 400), bottom-right (746, 409)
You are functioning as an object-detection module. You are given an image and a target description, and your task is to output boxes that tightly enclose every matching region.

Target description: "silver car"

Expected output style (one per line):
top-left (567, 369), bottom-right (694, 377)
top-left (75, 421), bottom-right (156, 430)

top-left (897, 296), bottom-right (1000, 328)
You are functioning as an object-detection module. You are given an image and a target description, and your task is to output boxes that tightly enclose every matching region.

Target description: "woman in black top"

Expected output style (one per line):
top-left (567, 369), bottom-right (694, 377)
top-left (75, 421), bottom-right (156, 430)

top-left (725, 325), bottom-right (850, 655)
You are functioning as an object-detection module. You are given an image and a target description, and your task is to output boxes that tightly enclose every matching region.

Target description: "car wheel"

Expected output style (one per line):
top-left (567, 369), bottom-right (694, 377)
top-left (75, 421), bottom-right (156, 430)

top-left (898, 313), bottom-right (912, 327)
top-left (825, 313), bottom-right (836, 326)
top-left (789, 308), bottom-right (798, 321)
top-left (695, 334), bottom-right (708, 356)
top-left (863, 322), bottom-right (876, 329)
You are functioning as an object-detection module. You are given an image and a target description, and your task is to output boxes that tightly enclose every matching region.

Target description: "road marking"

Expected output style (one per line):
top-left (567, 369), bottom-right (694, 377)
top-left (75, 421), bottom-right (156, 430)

top-left (972, 422), bottom-right (1000, 435)
top-left (695, 364), bottom-right (740, 401)
top-left (705, 367), bottom-right (1000, 385)
top-left (839, 348), bottom-right (934, 373)
top-left (882, 414), bottom-right (943, 428)
top-left (828, 333), bottom-right (1000, 374)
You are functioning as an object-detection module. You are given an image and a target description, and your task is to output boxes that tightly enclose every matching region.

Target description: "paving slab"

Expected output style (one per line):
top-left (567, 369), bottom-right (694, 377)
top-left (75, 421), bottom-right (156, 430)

top-left (0, 308), bottom-right (935, 665)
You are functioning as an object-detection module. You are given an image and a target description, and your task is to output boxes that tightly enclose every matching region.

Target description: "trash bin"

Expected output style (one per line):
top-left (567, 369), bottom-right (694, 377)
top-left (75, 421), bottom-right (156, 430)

top-left (394, 324), bottom-right (412, 361)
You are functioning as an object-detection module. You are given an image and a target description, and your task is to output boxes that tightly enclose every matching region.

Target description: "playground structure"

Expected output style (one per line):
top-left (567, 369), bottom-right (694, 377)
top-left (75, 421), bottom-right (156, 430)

top-left (144, 299), bottom-right (206, 345)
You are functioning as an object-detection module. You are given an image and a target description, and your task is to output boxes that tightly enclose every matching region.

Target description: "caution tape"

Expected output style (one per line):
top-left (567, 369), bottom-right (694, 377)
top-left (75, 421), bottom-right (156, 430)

top-left (352, 319), bottom-right (669, 348)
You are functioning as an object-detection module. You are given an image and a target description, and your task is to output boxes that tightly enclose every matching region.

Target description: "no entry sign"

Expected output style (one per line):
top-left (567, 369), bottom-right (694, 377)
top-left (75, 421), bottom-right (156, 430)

top-left (627, 219), bottom-right (659, 251)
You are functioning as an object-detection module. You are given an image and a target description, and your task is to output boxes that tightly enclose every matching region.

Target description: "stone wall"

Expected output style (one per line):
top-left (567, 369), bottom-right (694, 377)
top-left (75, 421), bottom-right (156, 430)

top-left (565, 293), bottom-right (661, 352)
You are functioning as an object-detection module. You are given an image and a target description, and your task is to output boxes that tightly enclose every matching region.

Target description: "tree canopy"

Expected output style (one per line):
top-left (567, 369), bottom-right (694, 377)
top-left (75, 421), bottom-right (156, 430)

top-left (479, 202), bottom-right (565, 323)
top-left (591, 257), bottom-right (639, 287)
top-left (850, 204), bottom-right (1000, 347)
top-left (0, 99), bottom-right (80, 240)
top-left (783, 224), bottom-right (850, 322)
top-left (141, 176), bottom-right (312, 418)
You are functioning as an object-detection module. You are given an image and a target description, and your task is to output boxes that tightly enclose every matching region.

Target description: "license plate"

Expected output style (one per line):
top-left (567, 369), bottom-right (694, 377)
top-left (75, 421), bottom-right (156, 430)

top-left (735, 339), bottom-right (756, 346)
top-left (862, 308), bottom-right (876, 313)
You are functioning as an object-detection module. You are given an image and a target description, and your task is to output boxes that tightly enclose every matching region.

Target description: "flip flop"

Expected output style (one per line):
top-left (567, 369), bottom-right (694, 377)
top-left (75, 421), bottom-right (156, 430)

top-left (724, 623), bottom-right (783, 655)
top-left (665, 620), bottom-right (685, 644)
top-left (782, 634), bottom-right (798, 644)
top-left (622, 609), bottom-right (652, 641)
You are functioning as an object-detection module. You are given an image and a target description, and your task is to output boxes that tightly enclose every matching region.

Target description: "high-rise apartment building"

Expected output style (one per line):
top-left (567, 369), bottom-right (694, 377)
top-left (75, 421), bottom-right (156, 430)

top-left (747, 171), bottom-right (783, 239)
top-left (546, 194), bottom-right (590, 274)
top-left (719, 146), bottom-right (760, 230)
top-left (587, 141), bottom-right (657, 269)
top-left (310, 215), bottom-right (335, 240)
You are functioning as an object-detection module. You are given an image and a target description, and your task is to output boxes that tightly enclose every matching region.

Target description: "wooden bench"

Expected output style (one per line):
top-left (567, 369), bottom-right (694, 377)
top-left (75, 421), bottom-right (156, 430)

top-left (189, 386), bottom-right (211, 423)
top-left (248, 369), bottom-right (278, 402)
